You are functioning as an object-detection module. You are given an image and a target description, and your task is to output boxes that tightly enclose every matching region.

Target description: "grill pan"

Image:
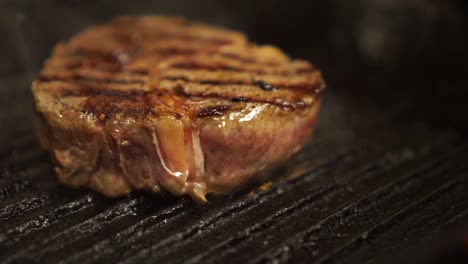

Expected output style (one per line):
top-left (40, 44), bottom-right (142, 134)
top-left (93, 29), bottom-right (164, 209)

top-left (1, 0), bottom-right (468, 263)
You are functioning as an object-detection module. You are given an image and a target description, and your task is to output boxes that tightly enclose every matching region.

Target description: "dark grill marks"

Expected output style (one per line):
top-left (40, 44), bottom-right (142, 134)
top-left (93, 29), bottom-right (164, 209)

top-left (51, 52), bottom-right (313, 76)
top-left (220, 52), bottom-right (280, 65)
top-left (47, 76), bottom-right (311, 111)
top-left (230, 97), bottom-right (248, 102)
top-left (161, 76), bottom-right (319, 91)
top-left (196, 105), bottom-right (231, 117)
top-left (39, 73), bottom-right (320, 116)
top-left (165, 82), bottom-right (310, 110)
top-left (253, 80), bottom-right (277, 91)
top-left (169, 63), bottom-right (307, 75)
top-left (162, 76), bottom-right (245, 86)
top-left (36, 15), bottom-right (324, 119)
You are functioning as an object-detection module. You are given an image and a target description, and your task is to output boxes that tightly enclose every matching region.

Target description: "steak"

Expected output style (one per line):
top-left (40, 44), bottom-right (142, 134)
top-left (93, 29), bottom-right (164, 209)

top-left (32, 16), bottom-right (325, 202)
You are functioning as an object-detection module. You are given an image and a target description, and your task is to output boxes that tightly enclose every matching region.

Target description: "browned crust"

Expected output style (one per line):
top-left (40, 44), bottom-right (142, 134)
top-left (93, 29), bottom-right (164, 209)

top-left (35, 16), bottom-right (325, 119)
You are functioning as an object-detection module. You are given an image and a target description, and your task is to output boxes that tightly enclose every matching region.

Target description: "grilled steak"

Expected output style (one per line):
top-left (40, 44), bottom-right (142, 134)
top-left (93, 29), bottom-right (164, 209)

top-left (32, 16), bottom-right (325, 202)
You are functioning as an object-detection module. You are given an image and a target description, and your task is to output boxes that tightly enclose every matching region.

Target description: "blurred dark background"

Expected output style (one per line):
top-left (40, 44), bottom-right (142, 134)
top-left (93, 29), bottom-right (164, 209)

top-left (0, 1), bottom-right (467, 263)
top-left (0, 0), bottom-right (467, 129)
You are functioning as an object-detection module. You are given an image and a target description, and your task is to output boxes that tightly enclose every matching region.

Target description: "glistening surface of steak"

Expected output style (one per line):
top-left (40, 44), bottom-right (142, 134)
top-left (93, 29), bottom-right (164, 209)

top-left (32, 16), bottom-right (325, 202)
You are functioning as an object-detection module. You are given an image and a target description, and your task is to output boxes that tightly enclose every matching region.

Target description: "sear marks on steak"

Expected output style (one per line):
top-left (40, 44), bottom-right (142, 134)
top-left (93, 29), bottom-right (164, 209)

top-left (32, 16), bottom-right (325, 203)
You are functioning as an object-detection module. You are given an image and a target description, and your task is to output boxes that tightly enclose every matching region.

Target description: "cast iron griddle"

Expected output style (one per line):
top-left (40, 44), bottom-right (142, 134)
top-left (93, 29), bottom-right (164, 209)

top-left (0, 74), bottom-right (467, 263)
